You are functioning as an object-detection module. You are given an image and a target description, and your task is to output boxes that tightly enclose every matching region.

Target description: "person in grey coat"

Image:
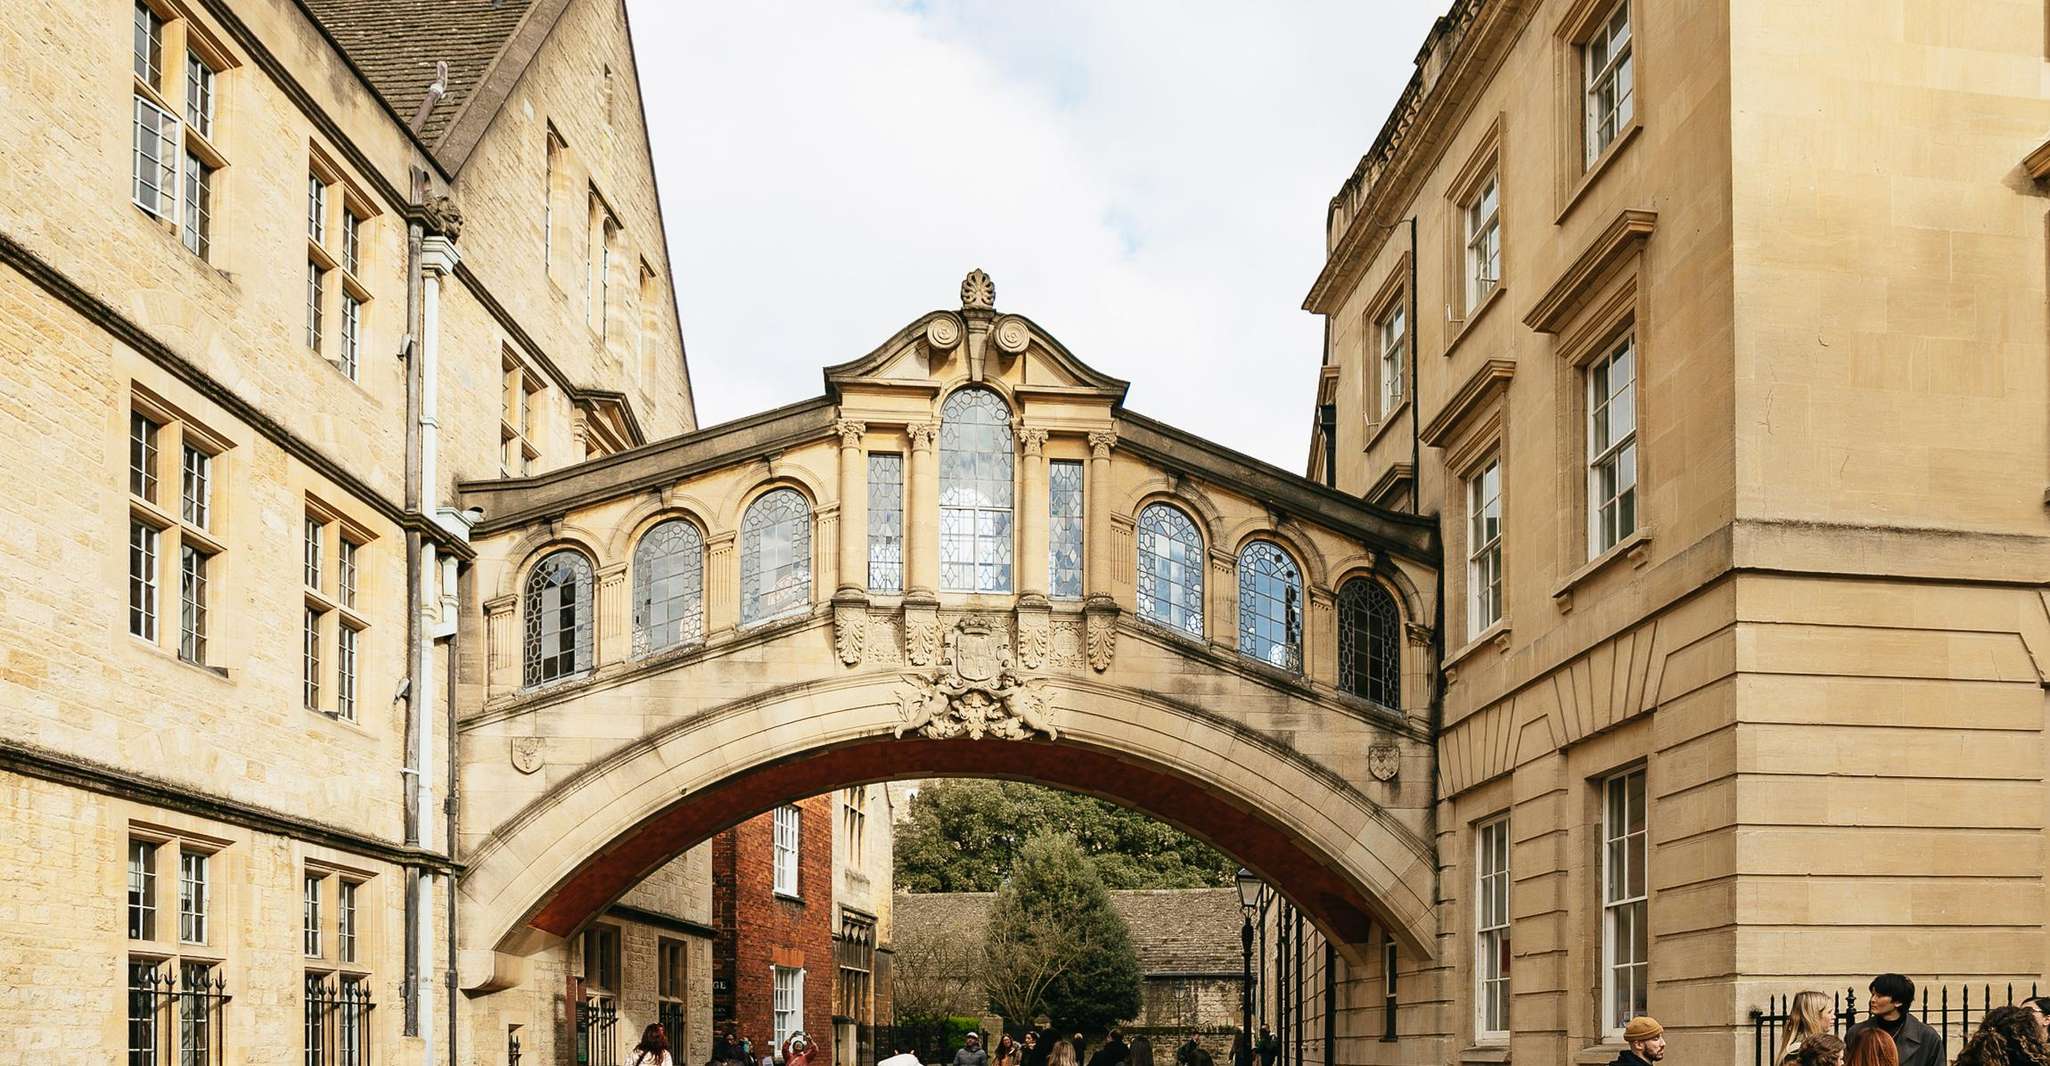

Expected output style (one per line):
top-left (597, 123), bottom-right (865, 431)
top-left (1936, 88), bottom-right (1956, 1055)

top-left (954, 1033), bottom-right (990, 1066)
top-left (1846, 973), bottom-right (1946, 1066)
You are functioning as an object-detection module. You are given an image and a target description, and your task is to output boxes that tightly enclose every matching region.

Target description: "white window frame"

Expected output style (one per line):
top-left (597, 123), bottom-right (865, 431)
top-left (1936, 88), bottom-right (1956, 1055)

top-left (130, 519), bottom-right (161, 642)
top-left (1583, 0), bottom-right (1635, 167)
top-left (303, 871), bottom-right (324, 957)
top-left (1382, 938), bottom-right (1398, 1039)
top-left (1586, 333), bottom-right (1639, 557)
top-left (1474, 817), bottom-right (1511, 1042)
top-left (773, 965), bottom-right (805, 1049)
top-left (177, 848), bottom-right (209, 945)
top-left (1601, 767), bottom-right (1648, 1036)
top-left (132, 94), bottom-right (180, 221)
top-left (1464, 174), bottom-right (1501, 313)
top-left (1378, 302), bottom-right (1406, 418)
top-left (1466, 456), bottom-right (1502, 638)
top-left (772, 804), bottom-right (800, 897)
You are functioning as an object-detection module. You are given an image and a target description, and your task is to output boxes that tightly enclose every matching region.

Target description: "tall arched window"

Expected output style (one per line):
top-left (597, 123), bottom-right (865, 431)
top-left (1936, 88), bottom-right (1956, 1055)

top-left (633, 519), bottom-right (705, 656)
top-left (938, 387), bottom-right (1014, 593)
top-left (1338, 578), bottom-right (1401, 707)
top-left (1136, 503), bottom-right (1204, 637)
top-left (741, 488), bottom-right (811, 626)
top-left (1237, 541), bottom-right (1303, 673)
top-left (523, 549), bottom-right (593, 687)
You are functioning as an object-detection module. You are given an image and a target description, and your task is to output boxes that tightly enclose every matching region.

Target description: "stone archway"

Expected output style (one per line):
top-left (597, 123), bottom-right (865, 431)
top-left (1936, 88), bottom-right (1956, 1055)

top-left (459, 670), bottom-right (1434, 990)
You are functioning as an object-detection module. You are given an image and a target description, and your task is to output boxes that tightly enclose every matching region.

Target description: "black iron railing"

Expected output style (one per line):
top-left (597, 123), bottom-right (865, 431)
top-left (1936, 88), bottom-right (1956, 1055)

top-left (131, 959), bottom-right (232, 1066)
top-left (578, 997), bottom-right (620, 1066)
top-left (660, 1001), bottom-right (687, 1056)
top-left (1750, 983), bottom-right (2041, 1066)
top-left (306, 972), bottom-right (376, 1066)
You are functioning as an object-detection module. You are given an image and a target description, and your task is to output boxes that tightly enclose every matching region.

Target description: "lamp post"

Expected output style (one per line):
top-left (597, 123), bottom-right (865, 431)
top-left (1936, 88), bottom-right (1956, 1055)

top-left (1236, 867), bottom-right (1262, 1064)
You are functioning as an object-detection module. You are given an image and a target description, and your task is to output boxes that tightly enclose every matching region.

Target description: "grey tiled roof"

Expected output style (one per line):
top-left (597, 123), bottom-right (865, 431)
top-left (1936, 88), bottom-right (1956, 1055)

top-left (895, 889), bottom-right (1244, 976)
top-left (299, 0), bottom-right (533, 146)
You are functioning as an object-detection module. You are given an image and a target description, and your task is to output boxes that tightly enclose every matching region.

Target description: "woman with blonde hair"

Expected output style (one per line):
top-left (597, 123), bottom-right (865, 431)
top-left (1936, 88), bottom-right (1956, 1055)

top-left (1051, 1038), bottom-right (1080, 1066)
top-left (1782, 991), bottom-right (1836, 1064)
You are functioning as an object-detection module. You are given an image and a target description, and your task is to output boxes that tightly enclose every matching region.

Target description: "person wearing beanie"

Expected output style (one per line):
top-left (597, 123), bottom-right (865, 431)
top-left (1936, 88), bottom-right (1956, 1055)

top-left (1614, 1016), bottom-right (1667, 1066)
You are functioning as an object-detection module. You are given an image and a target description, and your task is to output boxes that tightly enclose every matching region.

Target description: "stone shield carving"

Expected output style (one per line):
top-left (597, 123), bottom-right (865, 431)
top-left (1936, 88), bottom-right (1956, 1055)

top-left (1368, 743), bottom-right (1400, 782)
top-left (510, 737), bottom-right (543, 775)
top-left (894, 618), bottom-right (1058, 741)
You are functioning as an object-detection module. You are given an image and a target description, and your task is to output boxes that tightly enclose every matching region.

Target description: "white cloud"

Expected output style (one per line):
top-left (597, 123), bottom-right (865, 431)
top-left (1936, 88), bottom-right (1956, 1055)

top-left (629, 0), bottom-right (1444, 470)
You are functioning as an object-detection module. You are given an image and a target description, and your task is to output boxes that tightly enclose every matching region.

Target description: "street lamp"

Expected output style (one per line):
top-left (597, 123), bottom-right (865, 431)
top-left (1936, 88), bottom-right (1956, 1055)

top-left (1236, 867), bottom-right (1261, 1065)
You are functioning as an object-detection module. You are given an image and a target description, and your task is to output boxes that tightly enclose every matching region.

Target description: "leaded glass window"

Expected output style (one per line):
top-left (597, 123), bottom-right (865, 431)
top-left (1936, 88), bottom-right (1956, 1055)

top-left (1237, 541), bottom-right (1303, 673)
top-left (633, 519), bottom-right (705, 656)
top-left (1136, 503), bottom-right (1203, 637)
top-left (523, 549), bottom-right (594, 686)
top-left (1049, 459), bottom-right (1084, 598)
top-left (938, 388), bottom-right (1013, 592)
top-left (868, 453), bottom-right (903, 592)
top-left (1338, 579), bottom-right (1401, 707)
top-left (741, 489), bottom-right (811, 626)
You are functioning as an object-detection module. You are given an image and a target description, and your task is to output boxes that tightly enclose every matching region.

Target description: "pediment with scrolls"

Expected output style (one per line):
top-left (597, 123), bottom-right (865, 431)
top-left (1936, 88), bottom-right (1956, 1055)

top-left (822, 269), bottom-right (1131, 405)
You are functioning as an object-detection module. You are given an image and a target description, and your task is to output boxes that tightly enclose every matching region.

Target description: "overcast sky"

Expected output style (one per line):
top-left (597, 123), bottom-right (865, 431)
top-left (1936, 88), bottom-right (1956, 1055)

top-left (627, 1), bottom-right (1444, 470)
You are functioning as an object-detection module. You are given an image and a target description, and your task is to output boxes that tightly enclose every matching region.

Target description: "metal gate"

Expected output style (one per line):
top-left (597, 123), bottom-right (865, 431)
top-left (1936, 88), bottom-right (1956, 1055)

top-left (1750, 983), bottom-right (2039, 1066)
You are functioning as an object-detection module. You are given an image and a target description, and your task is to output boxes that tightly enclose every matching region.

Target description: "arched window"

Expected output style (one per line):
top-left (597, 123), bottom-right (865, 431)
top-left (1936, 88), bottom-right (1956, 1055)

top-left (523, 549), bottom-right (593, 687)
top-left (1136, 503), bottom-right (1204, 637)
top-left (938, 387), bottom-right (1014, 593)
top-left (1338, 578), bottom-right (1402, 707)
top-left (633, 519), bottom-right (705, 656)
top-left (741, 488), bottom-right (811, 626)
top-left (1237, 541), bottom-right (1303, 673)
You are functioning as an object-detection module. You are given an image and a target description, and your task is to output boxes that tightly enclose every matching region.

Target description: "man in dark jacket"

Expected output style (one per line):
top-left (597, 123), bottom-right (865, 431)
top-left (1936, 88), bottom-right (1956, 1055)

top-left (1023, 1017), bottom-right (1053, 1066)
top-left (1176, 1039), bottom-right (1214, 1066)
top-left (1612, 1016), bottom-right (1666, 1066)
top-left (1254, 1030), bottom-right (1278, 1066)
top-left (953, 1033), bottom-right (990, 1066)
top-left (1086, 1031), bottom-right (1130, 1066)
top-left (1847, 974), bottom-right (1945, 1066)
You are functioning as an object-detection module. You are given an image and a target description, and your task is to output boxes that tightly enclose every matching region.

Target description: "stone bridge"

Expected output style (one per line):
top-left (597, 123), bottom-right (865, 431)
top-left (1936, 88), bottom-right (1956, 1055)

top-left (451, 272), bottom-right (1443, 989)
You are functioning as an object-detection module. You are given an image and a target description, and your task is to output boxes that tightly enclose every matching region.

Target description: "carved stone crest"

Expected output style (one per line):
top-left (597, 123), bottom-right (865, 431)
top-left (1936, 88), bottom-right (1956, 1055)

top-left (1368, 743), bottom-right (1400, 782)
top-left (510, 736), bottom-right (543, 775)
top-left (894, 618), bottom-right (1058, 741)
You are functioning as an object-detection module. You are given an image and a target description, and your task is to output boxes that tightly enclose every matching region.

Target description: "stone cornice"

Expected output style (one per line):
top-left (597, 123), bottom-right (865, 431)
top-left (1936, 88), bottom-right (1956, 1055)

top-left (1304, 0), bottom-right (1533, 316)
top-left (0, 739), bottom-right (456, 872)
top-left (458, 397), bottom-right (838, 537)
top-left (1419, 359), bottom-right (1516, 447)
top-left (2025, 136), bottom-right (2050, 181)
top-left (1523, 209), bottom-right (1657, 333)
top-left (1112, 411), bottom-right (1439, 565)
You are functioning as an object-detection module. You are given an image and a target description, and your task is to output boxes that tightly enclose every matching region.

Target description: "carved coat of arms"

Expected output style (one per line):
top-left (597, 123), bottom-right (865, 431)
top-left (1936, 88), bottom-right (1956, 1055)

top-left (894, 619), bottom-right (1059, 741)
top-left (510, 736), bottom-right (544, 775)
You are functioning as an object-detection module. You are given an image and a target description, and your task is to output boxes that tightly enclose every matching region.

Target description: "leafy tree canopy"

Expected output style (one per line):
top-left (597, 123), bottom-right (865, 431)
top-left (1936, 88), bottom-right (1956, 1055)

top-left (983, 831), bottom-right (1142, 1033)
top-left (894, 779), bottom-right (1237, 893)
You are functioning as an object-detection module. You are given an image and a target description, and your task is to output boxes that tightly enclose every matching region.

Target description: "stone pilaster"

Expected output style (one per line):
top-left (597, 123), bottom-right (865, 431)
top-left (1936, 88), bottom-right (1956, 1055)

top-left (484, 594), bottom-right (518, 697)
top-left (705, 531), bottom-right (739, 636)
top-left (834, 419), bottom-right (867, 598)
top-left (1084, 429), bottom-right (1117, 606)
top-left (905, 421), bottom-right (939, 599)
top-left (1016, 426), bottom-right (1050, 601)
top-left (596, 561), bottom-right (629, 667)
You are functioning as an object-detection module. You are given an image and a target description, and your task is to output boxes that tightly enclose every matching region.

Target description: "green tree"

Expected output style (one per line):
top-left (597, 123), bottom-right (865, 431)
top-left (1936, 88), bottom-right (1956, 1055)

top-left (982, 832), bottom-right (1142, 1034)
top-left (895, 779), bottom-right (1235, 892)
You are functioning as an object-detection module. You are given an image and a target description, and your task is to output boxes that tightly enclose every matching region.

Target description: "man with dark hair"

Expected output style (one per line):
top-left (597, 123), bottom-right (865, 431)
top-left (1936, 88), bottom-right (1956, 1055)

top-left (1086, 1030), bottom-right (1129, 1066)
top-left (1847, 974), bottom-right (1945, 1066)
top-left (1254, 1028), bottom-right (1278, 1066)
top-left (2022, 996), bottom-right (2050, 1038)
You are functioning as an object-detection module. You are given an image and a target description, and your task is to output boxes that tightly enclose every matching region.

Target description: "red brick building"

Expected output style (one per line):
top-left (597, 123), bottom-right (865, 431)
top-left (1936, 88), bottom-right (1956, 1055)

top-left (715, 794), bottom-right (837, 1065)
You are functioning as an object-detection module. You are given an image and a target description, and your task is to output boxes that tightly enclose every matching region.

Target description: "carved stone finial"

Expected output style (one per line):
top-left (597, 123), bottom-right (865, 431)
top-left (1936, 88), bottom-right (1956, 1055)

top-left (961, 268), bottom-right (995, 310)
top-left (835, 419), bottom-right (866, 449)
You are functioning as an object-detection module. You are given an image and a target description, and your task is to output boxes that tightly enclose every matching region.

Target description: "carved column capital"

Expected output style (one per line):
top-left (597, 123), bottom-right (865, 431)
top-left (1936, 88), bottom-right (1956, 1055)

top-left (835, 419), bottom-right (867, 449)
top-left (907, 422), bottom-right (939, 451)
top-left (1017, 426), bottom-right (1049, 456)
top-left (1087, 429), bottom-right (1118, 459)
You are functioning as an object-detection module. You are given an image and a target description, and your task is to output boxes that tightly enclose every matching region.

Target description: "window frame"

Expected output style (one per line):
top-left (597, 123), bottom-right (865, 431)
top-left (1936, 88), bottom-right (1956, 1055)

top-left (867, 452), bottom-right (905, 594)
top-left (1474, 816), bottom-right (1511, 1042)
top-left (1134, 502), bottom-right (1205, 639)
top-left (1585, 331), bottom-right (1639, 558)
top-left (127, 392), bottom-right (230, 666)
top-left (1235, 540), bottom-right (1304, 674)
top-left (739, 488), bottom-right (813, 627)
top-left (1382, 938), bottom-right (1398, 1040)
top-left (772, 965), bottom-right (805, 1050)
top-left (1600, 766), bottom-right (1649, 1036)
top-left (1048, 458), bottom-right (1085, 599)
top-left (937, 387), bottom-right (1017, 594)
top-left (1464, 172), bottom-right (1502, 314)
top-left (1466, 455), bottom-right (1503, 638)
top-left (632, 518), bottom-right (707, 657)
top-left (1582, 0), bottom-right (1635, 168)
top-left (522, 548), bottom-right (596, 688)
top-left (1336, 578), bottom-right (1402, 709)
top-left (500, 354), bottom-right (544, 476)
top-left (1377, 300), bottom-right (1407, 419)
top-left (772, 804), bottom-right (801, 898)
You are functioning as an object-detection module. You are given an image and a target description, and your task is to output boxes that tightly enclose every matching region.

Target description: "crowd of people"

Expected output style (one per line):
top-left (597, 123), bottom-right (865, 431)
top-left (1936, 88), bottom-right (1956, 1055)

top-left (706, 1023), bottom-right (823, 1066)
top-left (870, 1016), bottom-right (1271, 1066)
top-left (1607, 973), bottom-right (2050, 1066)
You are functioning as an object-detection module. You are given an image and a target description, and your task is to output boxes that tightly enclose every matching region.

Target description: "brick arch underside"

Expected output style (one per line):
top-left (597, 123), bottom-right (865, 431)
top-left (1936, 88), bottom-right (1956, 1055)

top-left (511, 735), bottom-right (1418, 963)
